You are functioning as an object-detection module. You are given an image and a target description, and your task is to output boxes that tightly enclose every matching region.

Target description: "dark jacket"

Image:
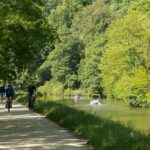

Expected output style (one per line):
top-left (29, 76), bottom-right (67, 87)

top-left (6, 87), bottom-right (15, 97)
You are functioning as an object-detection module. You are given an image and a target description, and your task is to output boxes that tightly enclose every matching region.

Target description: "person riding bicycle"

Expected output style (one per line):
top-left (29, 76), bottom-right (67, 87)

top-left (6, 84), bottom-right (15, 111)
top-left (27, 84), bottom-right (36, 111)
top-left (0, 84), bottom-right (6, 104)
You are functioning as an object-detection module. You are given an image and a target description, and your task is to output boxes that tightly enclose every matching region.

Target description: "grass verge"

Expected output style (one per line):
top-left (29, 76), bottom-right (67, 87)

top-left (17, 93), bottom-right (150, 150)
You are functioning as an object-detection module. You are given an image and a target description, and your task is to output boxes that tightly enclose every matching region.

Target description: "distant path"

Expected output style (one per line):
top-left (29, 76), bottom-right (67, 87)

top-left (0, 101), bottom-right (90, 150)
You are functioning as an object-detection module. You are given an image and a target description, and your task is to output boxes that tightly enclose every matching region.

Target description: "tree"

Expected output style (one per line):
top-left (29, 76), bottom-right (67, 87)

top-left (100, 2), bottom-right (150, 106)
top-left (0, 0), bottom-right (56, 81)
top-left (46, 36), bottom-right (84, 89)
top-left (72, 0), bottom-right (113, 94)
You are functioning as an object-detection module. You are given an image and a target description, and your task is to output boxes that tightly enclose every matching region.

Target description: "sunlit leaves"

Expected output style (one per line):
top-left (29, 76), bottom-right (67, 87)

top-left (101, 2), bottom-right (150, 106)
top-left (0, 0), bottom-right (55, 80)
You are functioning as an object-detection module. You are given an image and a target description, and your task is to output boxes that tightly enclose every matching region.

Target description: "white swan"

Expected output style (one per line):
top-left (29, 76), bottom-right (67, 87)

top-left (90, 99), bottom-right (101, 105)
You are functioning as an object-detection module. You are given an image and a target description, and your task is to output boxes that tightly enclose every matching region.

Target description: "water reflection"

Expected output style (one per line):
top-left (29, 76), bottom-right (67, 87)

top-left (40, 96), bottom-right (150, 134)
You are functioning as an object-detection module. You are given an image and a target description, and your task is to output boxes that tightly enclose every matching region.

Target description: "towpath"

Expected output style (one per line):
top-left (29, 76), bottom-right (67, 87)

top-left (0, 101), bottom-right (90, 150)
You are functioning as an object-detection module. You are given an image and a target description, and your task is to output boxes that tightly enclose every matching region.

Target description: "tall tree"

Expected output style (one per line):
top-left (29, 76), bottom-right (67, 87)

top-left (100, 0), bottom-right (150, 106)
top-left (0, 0), bottom-right (56, 81)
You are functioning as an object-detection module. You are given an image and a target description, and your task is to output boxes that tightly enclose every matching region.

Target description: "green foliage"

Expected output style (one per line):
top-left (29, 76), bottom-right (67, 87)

top-left (16, 91), bottom-right (27, 105)
top-left (37, 80), bottom-right (64, 95)
top-left (15, 69), bottom-right (39, 86)
top-left (71, 0), bottom-right (128, 94)
top-left (101, 1), bottom-right (150, 106)
top-left (114, 68), bottom-right (149, 107)
top-left (2, 0), bottom-right (149, 108)
top-left (72, 0), bottom-right (112, 43)
top-left (38, 64), bottom-right (52, 83)
top-left (37, 0), bottom-right (138, 98)
top-left (44, 36), bottom-right (85, 89)
top-left (0, 0), bottom-right (56, 81)
top-left (64, 88), bottom-right (84, 96)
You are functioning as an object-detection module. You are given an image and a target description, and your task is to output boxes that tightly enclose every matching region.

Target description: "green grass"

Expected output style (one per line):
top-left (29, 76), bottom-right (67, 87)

top-left (16, 91), bottom-right (27, 105)
top-left (17, 93), bottom-right (150, 150)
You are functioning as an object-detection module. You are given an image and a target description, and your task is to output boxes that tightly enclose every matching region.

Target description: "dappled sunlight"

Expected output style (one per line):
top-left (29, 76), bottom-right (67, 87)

top-left (0, 102), bottom-right (89, 150)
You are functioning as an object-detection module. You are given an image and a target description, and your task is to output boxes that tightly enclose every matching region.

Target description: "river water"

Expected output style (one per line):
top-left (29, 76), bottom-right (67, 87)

top-left (42, 96), bottom-right (150, 134)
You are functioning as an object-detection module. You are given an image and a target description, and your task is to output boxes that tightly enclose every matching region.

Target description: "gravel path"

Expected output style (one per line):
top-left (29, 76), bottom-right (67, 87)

top-left (0, 101), bottom-right (90, 150)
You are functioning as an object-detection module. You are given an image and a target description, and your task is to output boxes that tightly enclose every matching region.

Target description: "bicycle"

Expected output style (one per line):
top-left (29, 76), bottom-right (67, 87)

top-left (6, 97), bottom-right (12, 112)
top-left (29, 94), bottom-right (35, 111)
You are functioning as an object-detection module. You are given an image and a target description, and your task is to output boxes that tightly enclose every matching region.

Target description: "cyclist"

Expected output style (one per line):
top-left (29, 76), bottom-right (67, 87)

top-left (27, 84), bottom-right (36, 111)
top-left (0, 84), bottom-right (6, 104)
top-left (6, 84), bottom-right (15, 112)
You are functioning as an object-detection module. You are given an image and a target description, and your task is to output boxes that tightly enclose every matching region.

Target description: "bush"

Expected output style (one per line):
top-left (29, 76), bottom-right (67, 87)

top-left (37, 80), bottom-right (64, 95)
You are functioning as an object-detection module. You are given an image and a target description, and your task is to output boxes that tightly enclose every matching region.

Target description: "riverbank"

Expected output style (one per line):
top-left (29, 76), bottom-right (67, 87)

top-left (17, 93), bottom-right (150, 150)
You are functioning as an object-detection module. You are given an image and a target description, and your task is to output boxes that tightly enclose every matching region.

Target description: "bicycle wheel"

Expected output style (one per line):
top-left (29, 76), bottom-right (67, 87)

top-left (31, 97), bottom-right (34, 111)
top-left (6, 100), bottom-right (11, 112)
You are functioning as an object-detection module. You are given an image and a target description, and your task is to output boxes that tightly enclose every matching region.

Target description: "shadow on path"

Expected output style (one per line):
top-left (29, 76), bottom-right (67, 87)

top-left (0, 101), bottom-right (90, 150)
